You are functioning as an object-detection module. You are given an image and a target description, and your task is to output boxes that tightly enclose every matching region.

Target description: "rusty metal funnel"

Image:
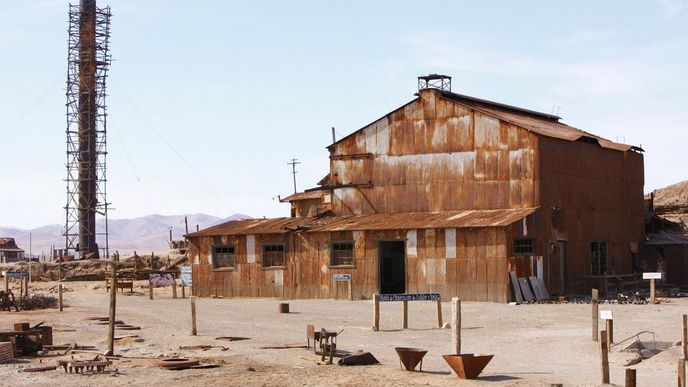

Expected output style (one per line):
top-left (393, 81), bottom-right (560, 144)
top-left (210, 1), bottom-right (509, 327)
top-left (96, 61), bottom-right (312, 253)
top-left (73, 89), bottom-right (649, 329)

top-left (442, 353), bottom-right (494, 379)
top-left (395, 347), bottom-right (428, 371)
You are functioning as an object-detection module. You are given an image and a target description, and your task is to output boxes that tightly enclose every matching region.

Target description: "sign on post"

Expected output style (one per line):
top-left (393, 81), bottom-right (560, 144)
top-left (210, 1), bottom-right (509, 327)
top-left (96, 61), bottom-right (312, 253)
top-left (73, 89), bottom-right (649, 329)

top-left (180, 266), bottom-right (192, 286)
top-left (600, 310), bottom-right (613, 320)
top-left (377, 293), bottom-right (440, 302)
top-left (5, 272), bottom-right (28, 279)
top-left (643, 272), bottom-right (662, 280)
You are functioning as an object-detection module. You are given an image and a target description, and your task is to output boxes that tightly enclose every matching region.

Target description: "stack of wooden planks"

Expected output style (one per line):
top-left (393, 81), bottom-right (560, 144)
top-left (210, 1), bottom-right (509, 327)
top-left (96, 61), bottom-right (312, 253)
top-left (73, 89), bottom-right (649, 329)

top-left (0, 342), bottom-right (13, 363)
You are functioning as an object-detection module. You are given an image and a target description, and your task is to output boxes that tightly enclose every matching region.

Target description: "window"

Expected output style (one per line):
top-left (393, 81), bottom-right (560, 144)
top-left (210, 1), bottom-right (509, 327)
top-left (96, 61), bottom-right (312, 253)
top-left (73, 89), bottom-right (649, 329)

top-left (514, 238), bottom-right (534, 255)
top-left (331, 241), bottom-right (354, 266)
top-left (262, 244), bottom-right (285, 267)
top-left (212, 245), bottom-right (235, 269)
top-left (591, 242), bottom-right (608, 275)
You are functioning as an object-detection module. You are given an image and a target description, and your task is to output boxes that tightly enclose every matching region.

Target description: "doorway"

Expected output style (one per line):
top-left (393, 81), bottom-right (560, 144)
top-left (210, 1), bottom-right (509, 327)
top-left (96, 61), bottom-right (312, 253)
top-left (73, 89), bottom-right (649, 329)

top-left (378, 241), bottom-right (406, 294)
top-left (551, 241), bottom-right (567, 295)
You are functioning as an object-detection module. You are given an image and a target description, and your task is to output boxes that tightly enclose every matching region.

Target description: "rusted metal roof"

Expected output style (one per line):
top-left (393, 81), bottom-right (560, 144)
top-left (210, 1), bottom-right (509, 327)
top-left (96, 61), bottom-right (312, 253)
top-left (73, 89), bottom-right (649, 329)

top-left (187, 208), bottom-right (538, 237)
top-left (308, 208), bottom-right (537, 232)
top-left (279, 191), bottom-right (322, 203)
top-left (439, 91), bottom-right (637, 152)
top-left (644, 231), bottom-right (688, 246)
top-left (0, 237), bottom-right (24, 252)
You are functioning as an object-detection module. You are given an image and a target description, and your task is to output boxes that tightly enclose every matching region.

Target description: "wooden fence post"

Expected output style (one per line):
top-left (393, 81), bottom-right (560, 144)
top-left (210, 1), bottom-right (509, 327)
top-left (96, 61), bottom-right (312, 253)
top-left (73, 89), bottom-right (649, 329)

top-left (600, 330), bottom-right (610, 384)
top-left (606, 319), bottom-right (614, 344)
top-left (452, 297), bottom-right (461, 354)
top-left (402, 300), bottom-right (408, 329)
top-left (347, 279), bottom-right (352, 301)
top-left (680, 358), bottom-right (686, 387)
top-left (683, 314), bottom-right (687, 359)
top-left (625, 368), bottom-right (636, 387)
top-left (181, 283), bottom-right (186, 299)
top-left (373, 293), bottom-right (380, 331)
top-left (650, 278), bottom-right (656, 304)
top-left (172, 274), bottom-right (178, 299)
top-left (592, 288), bottom-right (599, 342)
top-left (4, 273), bottom-right (7, 292)
top-left (106, 261), bottom-right (117, 356)
top-left (436, 299), bottom-right (443, 328)
top-left (190, 296), bottom-right (197, 336)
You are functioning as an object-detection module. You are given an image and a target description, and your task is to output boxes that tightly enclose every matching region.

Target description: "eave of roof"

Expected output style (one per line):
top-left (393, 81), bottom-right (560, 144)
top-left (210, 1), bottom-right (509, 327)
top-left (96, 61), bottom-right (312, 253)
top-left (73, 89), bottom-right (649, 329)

top-left (280, 190), bottom-right (322, 203)
top-left (187, 208), bottom-right (538, 237)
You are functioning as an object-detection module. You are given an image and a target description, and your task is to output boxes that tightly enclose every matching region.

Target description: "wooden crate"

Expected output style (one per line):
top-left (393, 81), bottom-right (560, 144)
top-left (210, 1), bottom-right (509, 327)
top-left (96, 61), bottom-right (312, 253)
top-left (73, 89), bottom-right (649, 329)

top-left (0, 342), bottom-right (13, 363)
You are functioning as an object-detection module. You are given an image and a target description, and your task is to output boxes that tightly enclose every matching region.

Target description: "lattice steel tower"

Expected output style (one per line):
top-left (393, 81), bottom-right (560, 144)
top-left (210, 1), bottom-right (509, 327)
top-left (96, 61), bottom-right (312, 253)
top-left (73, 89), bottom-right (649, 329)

top-left (64, 0), bottom-right (111, 258)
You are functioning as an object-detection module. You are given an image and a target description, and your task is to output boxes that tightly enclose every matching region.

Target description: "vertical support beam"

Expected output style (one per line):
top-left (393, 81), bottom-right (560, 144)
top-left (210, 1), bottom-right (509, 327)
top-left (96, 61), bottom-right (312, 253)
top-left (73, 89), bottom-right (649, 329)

top-left (625, 368), bottom-right (636, 387)
top-left (402, 300), bottom-right (408, 329)
top-left (107, 261), bottom-right (117, 355)
top-left (592, 288), bottom-right (599, 342)
top-left (650, 278), bottom-right (656, 304)
top-left (181, 283), bottom-right (186, 299)
top-left (606, 319), bottom-right (614, 344)
top-left (683, 314), bottom-right (687, 359)
top-left (373, 293), bottom-right (379, 331)
top-left (172, 274), bottom-right (178, 299)
top-left (436, 299), bottom-right (443, 328)
top-left (58, 258), bottom-right (63, 312)
top-left (190, 296), bottom-right (197, 336)
top-left (452, 297), bottom-right (461, 355)
top-left (600, 330), bottom-right (610, 384)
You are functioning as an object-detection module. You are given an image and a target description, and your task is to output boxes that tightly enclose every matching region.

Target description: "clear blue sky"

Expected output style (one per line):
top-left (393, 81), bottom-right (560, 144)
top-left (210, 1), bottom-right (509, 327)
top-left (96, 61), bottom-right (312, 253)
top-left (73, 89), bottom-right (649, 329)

top-left (1, 0), bottom-right (686, 229)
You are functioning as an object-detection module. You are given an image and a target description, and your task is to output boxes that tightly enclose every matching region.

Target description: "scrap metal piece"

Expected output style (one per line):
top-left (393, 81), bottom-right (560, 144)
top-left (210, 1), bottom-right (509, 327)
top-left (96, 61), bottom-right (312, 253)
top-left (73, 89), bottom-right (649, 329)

top-left (395, 347), bottom-right (427, 371)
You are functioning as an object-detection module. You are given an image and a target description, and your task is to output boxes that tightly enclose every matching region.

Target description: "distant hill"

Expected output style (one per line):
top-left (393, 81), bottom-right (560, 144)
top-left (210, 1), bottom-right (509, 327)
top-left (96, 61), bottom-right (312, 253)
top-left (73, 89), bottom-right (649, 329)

top-left (649, 180), bottom-right (688, 228)
top-left (0, 213), bottom-right (251, 258)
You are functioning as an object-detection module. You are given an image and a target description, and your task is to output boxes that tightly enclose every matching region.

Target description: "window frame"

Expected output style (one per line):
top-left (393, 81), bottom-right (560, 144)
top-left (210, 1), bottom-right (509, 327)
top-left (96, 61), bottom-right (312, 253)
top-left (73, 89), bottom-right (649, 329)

top-left (212, 244), bottom-right (236, 271)
top-left (261, 243), bottom-right (286, 268)
top-left (513, 238), bottom-right (535, 256)
top-left (329, 241), bottom-right (355, 268)
top-left (591, 241), bottom-right (608, 275)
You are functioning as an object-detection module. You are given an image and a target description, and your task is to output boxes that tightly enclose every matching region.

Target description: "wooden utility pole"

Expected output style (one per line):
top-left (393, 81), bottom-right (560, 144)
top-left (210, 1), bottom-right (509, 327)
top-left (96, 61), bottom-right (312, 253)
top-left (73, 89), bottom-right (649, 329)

top-left (190, 296), bottom-right (197, 336)
top-left (436, 299), bottom-right (443, 328)
top-left (287, 158), bottom-right (301, 194)
top-left (600, 330), bottom-right (610, 384)
top-left (106, 261), bottom-right (117, 355)
top-left (592, 288), bottom-right (599, 341)
top-left (373, 293), bottom-right (380, 331)
top-left (452, 297), bottom-right (461, 354)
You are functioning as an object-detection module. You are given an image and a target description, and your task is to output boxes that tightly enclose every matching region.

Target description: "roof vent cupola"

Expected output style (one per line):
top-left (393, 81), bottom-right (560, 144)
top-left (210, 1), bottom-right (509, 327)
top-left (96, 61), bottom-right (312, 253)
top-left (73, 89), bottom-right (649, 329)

top-left (418, 74), bottom-right (451, 92)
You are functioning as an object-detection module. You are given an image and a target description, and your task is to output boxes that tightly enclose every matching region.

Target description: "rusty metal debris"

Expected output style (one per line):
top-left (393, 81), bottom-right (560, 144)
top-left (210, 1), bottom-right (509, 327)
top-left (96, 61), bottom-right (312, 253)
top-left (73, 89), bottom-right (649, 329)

top-left (179, 345), bottom-right (228, 351)
top-left (215, 336), bottom-right (250, 342)
top-left (58, 359), bottom-right (112, 373)
top-left (22, 365), bottom-right (58, 372)
top-left (338, 350), bottom-right (379, 366)
top-left (154, 358), bottom-right (199, 369)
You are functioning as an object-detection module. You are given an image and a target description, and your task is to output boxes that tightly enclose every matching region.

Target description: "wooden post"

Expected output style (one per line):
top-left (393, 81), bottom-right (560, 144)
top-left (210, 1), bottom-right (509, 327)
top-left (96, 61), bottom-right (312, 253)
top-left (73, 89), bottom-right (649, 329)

top-left (600, 329), bottom-right (610, 384)
top-left (592, 288), bottom-right (599, 342)
top-left (436, 299), bottom-right (443, 328)
top-left (625, 368), bottom-right (636, 387)
top-left (181, 284), bottom-right (186, 299)
top-left (106, 261), bottom-right (117, 356)
top-left (680, 358), bottom-right (686, 387)
top-left (24, 273), bottom-right (28, 296)
top-left (190, 296), bottom-right (197, 336)
top-left (149, 281), bottom-right (153, 300)
top-left (172, 274), bottom-right (178, 299)
top-left (606, 319), bottom-right (614, 344)
top-left (402, 300), bottom-right (408, 329)
top-left (58, 258), bottom-right (63, 312)
top-left (683, 314), bottom-right (687, 359)
top-left (19, 276), bottom-right (23, 300)
top-left (3, 273), bottom-right (7, 292)
top-left (452, 297), bottom-right (461, 355)
top-left (373, 293), bottom-right (380, 331)
top-left (347, 279), bottom-right (352, 301)
top-left (650, 278), bottom-right (656, 304)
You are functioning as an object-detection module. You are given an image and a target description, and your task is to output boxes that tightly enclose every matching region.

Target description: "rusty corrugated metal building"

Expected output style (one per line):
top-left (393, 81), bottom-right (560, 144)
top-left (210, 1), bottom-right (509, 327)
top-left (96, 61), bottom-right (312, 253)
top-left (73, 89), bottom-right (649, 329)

top-left (187, 75), bottom-right (645, 302)
top-left (0, 237), bottom-right (25, 263)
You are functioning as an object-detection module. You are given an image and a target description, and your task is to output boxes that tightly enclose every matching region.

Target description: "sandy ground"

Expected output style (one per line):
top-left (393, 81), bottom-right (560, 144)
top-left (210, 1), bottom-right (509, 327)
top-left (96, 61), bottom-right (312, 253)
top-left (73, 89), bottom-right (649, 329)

top-left (0, 281), bottom-right (685, 386)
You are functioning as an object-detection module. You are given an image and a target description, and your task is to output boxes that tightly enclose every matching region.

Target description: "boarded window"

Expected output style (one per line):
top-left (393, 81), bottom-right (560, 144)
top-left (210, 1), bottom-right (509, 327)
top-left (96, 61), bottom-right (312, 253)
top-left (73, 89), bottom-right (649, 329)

top-left (331, 241), bottom-right (354, 266)
top-left (514, 238), bottom-right (534, 255)
top-left (262, 244), bottom-right (285, 267)
top-left (591, 242), bottom-right (608, 275)
top-left (212, 245), bottom-right (235, 269)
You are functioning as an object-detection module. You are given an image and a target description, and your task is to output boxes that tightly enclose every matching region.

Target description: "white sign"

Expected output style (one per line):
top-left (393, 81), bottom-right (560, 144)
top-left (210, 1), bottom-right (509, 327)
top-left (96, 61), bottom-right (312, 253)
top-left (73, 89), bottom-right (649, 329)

top-left (600, 310), bottom-right (613, 320)
top-left (332, 273), bottom-right (351, 281)
top-left (643, 272), bottom-right (663, 280)
top-left (180, 266), bottom-right (192, 286)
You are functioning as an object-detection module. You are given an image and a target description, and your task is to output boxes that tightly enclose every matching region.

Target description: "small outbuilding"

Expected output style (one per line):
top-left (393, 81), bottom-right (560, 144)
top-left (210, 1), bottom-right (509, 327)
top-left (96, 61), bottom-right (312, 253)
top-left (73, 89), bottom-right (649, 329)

top-left (0, 237), bottom-right (25, 263)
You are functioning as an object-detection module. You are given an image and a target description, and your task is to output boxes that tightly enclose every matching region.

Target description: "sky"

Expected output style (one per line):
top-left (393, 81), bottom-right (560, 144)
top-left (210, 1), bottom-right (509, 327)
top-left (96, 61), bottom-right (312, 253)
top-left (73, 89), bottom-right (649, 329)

top-left (0, 0), bottom-right (686, 230)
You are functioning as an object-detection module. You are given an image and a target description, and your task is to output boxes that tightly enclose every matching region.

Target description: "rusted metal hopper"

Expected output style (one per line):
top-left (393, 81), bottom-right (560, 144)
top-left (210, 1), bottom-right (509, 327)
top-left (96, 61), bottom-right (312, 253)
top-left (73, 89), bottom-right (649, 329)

top-left (442, 353), bottom-right (494, 379)
top-left (395, 347), bottom-right (428, 371)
